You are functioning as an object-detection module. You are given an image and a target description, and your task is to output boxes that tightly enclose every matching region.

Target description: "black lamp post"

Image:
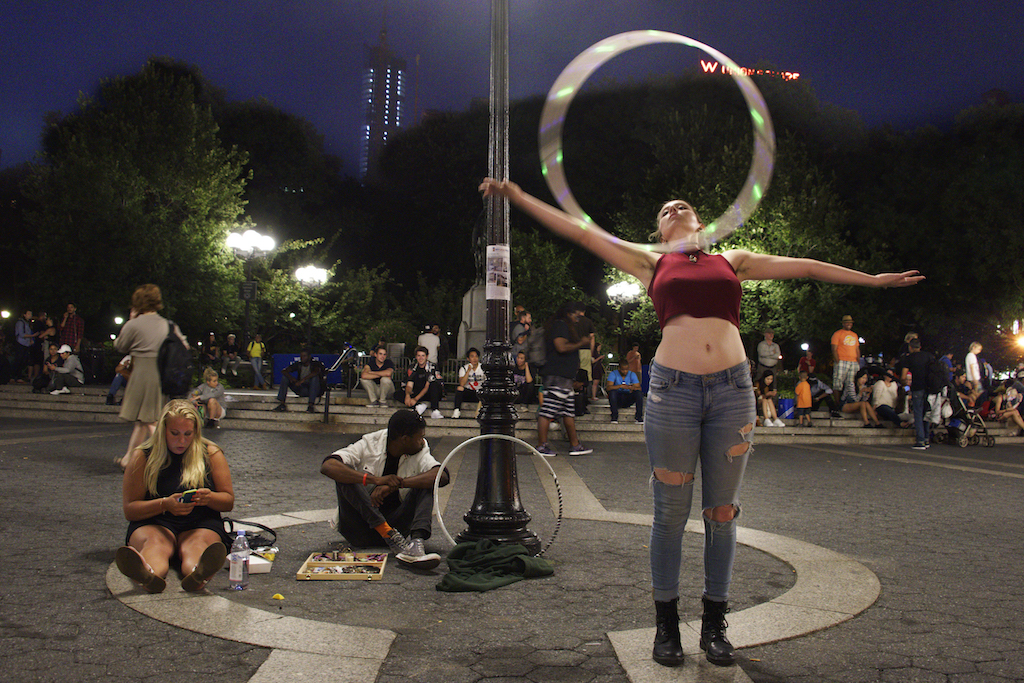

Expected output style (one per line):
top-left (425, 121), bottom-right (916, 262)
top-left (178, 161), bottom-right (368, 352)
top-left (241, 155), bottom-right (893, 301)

top-left (456, 0), bottom-right (540, 554)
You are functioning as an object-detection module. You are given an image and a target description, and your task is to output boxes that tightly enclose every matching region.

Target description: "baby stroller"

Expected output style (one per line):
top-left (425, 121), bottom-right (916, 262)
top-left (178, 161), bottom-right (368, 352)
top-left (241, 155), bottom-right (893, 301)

top-left (933, 384), bottom-right (995, 447)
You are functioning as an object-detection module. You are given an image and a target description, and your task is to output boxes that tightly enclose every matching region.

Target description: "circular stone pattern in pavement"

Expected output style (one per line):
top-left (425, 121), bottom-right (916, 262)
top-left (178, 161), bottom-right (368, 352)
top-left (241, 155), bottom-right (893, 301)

top-left (108, 503), bottom-right (879, 683)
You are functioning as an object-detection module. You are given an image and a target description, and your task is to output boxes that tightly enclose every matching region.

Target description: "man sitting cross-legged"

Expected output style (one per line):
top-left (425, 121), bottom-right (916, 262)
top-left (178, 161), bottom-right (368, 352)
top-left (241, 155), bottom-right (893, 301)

top-left (320, 409), bottom-right (449, 569)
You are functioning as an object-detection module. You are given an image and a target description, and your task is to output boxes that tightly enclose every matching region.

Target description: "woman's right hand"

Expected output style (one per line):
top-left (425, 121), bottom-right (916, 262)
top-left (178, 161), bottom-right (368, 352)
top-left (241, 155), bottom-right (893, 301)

top-left (164, 495), bottom-right (196, 516)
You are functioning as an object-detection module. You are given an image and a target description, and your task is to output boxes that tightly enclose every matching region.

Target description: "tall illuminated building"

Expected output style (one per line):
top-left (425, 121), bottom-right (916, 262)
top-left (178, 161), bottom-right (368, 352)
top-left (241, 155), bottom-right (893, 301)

top-left (359, 25), bottom-right (406, 182)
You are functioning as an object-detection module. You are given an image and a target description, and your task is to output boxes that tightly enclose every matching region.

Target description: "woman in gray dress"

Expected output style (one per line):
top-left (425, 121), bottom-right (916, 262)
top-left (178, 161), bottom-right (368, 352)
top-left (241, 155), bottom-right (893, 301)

top-left (113, 285), bottom-right (188, 469)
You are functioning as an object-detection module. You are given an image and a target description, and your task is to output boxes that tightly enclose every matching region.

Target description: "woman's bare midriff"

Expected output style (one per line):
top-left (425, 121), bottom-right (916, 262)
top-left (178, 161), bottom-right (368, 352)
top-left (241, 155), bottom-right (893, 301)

top-left (652, 316), bottom-right (748, 375)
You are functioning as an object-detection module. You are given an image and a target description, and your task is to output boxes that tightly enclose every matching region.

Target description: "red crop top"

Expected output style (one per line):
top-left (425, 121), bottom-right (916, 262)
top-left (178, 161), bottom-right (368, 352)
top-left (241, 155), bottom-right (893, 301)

top-left (647, 251), bottom-right (742, 329)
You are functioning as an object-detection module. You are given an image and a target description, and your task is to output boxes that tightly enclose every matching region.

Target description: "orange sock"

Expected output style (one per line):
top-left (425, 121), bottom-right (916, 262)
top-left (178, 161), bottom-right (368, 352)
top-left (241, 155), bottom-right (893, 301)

top-left (375, 523), bottom-right (393, 538)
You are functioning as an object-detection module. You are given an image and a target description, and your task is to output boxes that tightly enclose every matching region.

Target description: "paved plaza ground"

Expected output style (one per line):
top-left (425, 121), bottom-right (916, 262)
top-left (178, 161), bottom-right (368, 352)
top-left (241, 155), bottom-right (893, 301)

top-left (1, 415), bottom-right (1022, 682)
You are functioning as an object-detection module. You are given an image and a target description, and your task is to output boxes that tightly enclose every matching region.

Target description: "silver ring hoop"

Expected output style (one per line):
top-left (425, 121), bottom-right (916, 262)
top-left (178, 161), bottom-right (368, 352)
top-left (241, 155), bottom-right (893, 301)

top-left (433, 433), bottom-right (563, 557)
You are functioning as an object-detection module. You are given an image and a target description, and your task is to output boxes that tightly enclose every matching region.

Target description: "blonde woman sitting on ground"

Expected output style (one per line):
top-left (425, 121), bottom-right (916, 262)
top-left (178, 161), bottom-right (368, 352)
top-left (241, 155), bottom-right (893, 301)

top-left (115, 399), bottom-right (234, 593)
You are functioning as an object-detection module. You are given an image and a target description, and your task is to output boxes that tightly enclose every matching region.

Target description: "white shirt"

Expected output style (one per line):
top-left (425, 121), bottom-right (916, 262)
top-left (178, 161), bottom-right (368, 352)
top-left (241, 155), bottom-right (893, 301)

top-left (329, 429), bottom-right (440, 501)
top-left (871, 379), bottom-right (899, 409)
top-left (417, 332), bottom-right (441, 363)
top-left (965, 352), bottom-right (981, 384)
top-left (459, 363), bottom-right (485, 391)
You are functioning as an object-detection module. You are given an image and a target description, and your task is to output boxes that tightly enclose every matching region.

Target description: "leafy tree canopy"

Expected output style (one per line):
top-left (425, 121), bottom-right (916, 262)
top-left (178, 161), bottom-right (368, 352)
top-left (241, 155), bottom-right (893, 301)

top-left (22, 58), bottom-right (249, 334)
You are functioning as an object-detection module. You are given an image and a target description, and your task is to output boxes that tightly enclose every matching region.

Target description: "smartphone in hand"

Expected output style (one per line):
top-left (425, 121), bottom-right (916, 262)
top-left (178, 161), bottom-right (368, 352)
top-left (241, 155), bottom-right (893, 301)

top-left (180, 489), bottom-right (198, 503)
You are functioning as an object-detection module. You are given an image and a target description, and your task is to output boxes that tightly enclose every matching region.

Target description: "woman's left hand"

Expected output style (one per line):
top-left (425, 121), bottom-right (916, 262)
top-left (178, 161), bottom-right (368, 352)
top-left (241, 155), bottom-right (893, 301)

top-left (875, 271), bottom-right (925, 288)
top-left (187, 488), bottom-right (214, 507)
top-left (479, 178), bottom-right (521, 201)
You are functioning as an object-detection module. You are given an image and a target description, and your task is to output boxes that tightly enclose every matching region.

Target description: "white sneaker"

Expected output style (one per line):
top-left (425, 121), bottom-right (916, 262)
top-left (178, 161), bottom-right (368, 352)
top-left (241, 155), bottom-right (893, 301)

top-left (385, 529), bottom-right (440, 570)
top-left (415, 403), bottom-right (427, 415)
top-left (50, 389), bottom-right (62, 395)
top-left (395, 538), bottom-right (441, 570)
top-left (451, 408), bottom-right (461, 418)
top-left (774, 418), bottom-right (786, 427)
top-left (430, 409), bottom-right (443, 420)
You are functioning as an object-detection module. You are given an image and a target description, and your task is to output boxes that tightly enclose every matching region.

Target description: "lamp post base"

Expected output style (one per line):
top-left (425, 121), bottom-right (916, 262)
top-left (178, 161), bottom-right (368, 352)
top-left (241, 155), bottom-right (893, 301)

top-left (456, 340), bottom-right (542, 557)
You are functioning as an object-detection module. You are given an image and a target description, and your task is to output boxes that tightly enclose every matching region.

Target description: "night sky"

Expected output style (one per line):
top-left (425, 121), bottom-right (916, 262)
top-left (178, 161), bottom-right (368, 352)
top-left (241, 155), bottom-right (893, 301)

top-left (3, 0), bottom-right (1022, 178)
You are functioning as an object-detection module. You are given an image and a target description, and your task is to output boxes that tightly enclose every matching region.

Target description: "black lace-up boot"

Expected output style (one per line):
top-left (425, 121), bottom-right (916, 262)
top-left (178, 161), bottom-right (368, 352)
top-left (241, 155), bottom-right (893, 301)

top-left (652, 598), bottom-right (685, 666)
top-left (700, 596), bottom-right (736, 666)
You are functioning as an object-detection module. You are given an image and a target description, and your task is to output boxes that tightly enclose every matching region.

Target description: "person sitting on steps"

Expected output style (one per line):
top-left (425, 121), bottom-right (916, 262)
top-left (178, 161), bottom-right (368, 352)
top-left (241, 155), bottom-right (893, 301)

top-left (191, 367), bottom-right (226, 429)
top-left (607, 358), bottom-right (643, 424)
top-left (360, 345), bottom-right (396, 408)
top-left (452, 347), bottom-right (484, 418)
top-left (33, 343), bottom-right (62, 394)
top-left (105, 355), bottom-right (132, 404)
top-left (273, 349), bottom-right (324, 414)
top-left (400, 346), bottom-right (444, 420)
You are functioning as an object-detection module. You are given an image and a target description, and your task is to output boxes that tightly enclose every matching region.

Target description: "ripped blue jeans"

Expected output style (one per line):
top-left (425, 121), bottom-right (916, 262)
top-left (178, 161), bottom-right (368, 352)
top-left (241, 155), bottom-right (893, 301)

top-left (645, 360), bottom-right (755, 602)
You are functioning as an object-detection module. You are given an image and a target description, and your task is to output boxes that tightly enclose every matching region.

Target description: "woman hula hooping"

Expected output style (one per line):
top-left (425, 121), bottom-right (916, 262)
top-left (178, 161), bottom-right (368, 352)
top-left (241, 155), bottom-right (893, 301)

top-left (480, 178), bottom-right (922, 667)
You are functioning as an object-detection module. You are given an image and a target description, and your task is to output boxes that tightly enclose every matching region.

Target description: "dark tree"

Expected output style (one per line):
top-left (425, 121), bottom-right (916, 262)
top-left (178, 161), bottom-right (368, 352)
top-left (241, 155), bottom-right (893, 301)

top-left (21, 59), bottom-right (249, 336)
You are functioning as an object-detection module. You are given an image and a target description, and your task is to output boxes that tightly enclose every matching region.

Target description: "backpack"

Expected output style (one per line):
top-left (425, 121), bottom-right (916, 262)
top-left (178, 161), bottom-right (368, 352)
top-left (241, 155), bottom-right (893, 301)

top-left (158, 320), bottom-right (193, 397)
top-left (925, 354), bottom-right (947, 395)
top-left (526, 325), bottom-right (546, 367)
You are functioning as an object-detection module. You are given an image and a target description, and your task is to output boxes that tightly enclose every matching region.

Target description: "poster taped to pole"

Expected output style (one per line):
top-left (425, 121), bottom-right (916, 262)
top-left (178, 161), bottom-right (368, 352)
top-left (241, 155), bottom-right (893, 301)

top-left (486, 245), bottom-right (511, 301)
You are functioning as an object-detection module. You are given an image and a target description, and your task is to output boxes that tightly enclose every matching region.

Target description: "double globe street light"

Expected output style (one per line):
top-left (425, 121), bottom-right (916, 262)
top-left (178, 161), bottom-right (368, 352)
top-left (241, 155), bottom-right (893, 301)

top-left (295, 265), bottom-right (329, 347)
top-left (607, 280), bottom-right (643, 357)
top-left (227, 228), bottom-right (276, 346)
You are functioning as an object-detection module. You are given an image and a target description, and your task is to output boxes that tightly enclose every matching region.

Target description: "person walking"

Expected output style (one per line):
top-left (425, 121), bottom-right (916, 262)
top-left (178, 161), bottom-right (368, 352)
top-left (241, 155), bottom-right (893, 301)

top-left (113, 285), bottom-right (189, 470)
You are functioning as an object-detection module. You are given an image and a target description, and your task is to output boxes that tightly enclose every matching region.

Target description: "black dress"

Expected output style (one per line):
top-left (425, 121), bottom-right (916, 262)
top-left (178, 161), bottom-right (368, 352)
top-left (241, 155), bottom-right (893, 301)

top-left (125, 447), bottom-right (223, 544)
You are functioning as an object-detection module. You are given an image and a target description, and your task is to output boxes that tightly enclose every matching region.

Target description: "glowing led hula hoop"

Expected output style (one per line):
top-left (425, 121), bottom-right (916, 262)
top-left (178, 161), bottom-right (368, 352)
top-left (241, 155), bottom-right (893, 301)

top-left (432, 434), bottom-right (563, 558)
top-left (539, 30), bottom-right (776, 252)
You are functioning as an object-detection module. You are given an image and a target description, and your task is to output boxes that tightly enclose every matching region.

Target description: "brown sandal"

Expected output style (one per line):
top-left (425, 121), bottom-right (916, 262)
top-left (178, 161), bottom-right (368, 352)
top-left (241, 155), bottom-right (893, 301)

top-left (181, 542), bottom-right (227, 592)
top-left (115, 546), bottom-right (166, 593)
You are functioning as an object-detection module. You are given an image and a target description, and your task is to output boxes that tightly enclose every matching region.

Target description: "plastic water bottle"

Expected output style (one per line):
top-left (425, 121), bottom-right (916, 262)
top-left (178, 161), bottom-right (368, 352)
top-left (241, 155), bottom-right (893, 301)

top-left (228, 529), bottom-right (249, 590)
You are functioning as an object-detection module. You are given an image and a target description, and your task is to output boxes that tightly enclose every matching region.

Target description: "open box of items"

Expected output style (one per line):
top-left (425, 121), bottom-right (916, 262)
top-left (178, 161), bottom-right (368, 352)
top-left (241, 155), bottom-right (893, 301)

top-left (295, 550), bottom-right (388, 580)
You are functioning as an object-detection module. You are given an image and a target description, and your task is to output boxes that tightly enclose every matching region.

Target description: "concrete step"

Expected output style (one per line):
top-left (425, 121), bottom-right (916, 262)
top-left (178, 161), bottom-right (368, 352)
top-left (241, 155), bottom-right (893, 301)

top-left (3, 384), bottom-right (1020, 446)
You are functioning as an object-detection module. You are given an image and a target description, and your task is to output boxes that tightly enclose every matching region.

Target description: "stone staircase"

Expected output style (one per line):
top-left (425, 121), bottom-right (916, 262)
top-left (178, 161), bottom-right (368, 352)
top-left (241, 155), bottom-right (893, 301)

top-left (3, 384), bottom-right (1020, 447)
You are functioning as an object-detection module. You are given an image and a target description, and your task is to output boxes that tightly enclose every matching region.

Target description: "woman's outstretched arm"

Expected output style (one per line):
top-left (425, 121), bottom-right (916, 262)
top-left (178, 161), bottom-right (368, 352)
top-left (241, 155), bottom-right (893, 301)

top-left (725, 250), bottom-right (924, 288)
top-left (480, 178), bottom-right (658, 285)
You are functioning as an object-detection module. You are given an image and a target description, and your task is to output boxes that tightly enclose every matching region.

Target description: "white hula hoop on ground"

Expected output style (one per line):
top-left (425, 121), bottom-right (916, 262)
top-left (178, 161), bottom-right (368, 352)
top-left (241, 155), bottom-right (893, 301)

top-left (539, 30), bottom-right (776, 252)
top-left (433, 433), bottom-right (564, 557)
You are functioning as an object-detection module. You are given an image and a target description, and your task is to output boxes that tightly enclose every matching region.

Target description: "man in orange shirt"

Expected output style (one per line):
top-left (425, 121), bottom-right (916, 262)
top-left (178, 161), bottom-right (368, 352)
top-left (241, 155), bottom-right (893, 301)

top-left (831, 314), bottom-right (861, 400)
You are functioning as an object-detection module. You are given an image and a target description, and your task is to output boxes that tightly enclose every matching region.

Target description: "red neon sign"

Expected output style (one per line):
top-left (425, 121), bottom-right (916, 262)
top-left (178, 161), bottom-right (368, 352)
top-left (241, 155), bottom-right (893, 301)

top-left (700, 60), bottom-right (800, 81)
